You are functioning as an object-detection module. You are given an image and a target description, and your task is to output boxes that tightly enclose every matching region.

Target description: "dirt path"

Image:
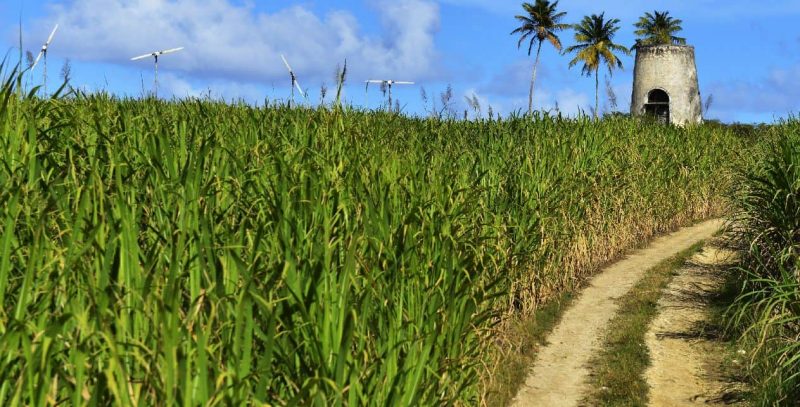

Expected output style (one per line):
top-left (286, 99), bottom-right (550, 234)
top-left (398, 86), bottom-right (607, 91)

top-left (512, 219), bottom-right (725, 407)
top-left (645, 241), bottom-right (746, 406)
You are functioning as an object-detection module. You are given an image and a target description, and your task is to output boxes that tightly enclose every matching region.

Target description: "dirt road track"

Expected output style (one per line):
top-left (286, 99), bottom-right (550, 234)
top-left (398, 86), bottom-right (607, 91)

top-left (511, 219), bottom-right (725, 407)
top-left (645, 242), bottom-right (746, 406)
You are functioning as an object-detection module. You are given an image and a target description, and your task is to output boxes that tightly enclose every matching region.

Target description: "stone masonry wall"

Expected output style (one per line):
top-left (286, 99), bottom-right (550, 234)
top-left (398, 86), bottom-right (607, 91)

top-left (631, 45), bottom-right (702, 126)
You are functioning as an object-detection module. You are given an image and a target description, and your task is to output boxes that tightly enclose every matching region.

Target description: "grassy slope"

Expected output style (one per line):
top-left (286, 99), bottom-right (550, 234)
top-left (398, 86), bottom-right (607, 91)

top-left (0, 70), bottom-right (763, 405)
top-left (726, 120), bottom-right (800, 405)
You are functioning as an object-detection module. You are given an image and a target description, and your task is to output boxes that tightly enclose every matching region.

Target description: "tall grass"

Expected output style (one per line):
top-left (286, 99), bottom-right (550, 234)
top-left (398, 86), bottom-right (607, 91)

top-left (0, 65), bottom-right (754, 405)
top-left (728, 119), bottom-right (800, 405)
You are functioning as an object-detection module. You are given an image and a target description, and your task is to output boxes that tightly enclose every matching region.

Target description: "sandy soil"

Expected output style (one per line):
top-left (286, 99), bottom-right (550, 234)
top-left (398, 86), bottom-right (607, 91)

top-left (512, 219), bottom-right (724, 407)
top-left (645, 241), bottom-right (747, 406)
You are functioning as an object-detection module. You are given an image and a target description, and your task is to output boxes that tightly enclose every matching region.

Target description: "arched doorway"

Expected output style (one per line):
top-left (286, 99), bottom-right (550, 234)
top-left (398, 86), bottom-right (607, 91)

top-left (644, 89), bottom-right (670, 124)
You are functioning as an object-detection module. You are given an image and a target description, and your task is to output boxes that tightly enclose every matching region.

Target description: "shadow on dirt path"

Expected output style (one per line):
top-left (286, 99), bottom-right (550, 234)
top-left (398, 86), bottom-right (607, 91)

top-left (645, 239), bottom-right (748, 406)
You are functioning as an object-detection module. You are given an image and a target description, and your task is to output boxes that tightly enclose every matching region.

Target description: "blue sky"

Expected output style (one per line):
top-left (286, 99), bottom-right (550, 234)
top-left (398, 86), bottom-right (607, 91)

top-left (2, 0), bottom-right (799, 123)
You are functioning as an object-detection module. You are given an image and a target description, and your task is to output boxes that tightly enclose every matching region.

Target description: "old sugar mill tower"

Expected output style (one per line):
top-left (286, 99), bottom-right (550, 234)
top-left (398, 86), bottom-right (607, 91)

top-left (631, 44), bottom-right (703, 126)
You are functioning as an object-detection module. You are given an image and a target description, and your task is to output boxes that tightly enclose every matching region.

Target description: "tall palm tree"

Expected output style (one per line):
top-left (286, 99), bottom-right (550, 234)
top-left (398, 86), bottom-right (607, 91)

top-left (633, 11), bottom-right (686, 48)
top-left (511, 0), bottom-right (569, 114)
top-left (564, 13), bottom-right (630, 118)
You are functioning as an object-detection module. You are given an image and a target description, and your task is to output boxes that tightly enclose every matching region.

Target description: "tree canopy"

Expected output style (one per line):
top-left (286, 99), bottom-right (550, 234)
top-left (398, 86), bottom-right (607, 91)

top-left (634, 10), bottom-right (686, 47)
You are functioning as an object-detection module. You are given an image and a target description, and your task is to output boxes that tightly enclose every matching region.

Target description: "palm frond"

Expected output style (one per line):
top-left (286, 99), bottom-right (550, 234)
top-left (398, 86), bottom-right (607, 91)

top-left (607, 43), bottom-right (631, 55)
top-left (633, 10), bottom-right (687, 46)
top-left (564, 12), bottom-right (628, 115)
top-left (563, 43), bottom-right (589, 55)
top-left (547, 34), bottom-right (563, 51)
top-left (511, 0), bottom-right (569, 55)
top-left (565, 13), bottom-right (627, 74)
top-left (516, 31), bottom-right (533, 49)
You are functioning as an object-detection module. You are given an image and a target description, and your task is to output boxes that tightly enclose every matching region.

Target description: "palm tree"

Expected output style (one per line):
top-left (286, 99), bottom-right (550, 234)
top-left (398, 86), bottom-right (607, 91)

top-left (633, 11), bottom-right (686, 48)
top-left (564, 13), bottom-right (630, 118)
top-left (511, 0), bottom-right (569, 114)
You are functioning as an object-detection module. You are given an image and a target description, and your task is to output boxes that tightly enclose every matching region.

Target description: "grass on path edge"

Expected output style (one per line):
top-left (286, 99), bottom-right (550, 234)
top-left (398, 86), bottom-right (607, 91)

top-left (582, 241), bottom-right (706, 406)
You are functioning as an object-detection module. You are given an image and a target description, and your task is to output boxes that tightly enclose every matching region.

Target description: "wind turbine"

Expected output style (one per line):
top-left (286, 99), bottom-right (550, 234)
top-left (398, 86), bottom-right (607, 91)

top-left (365, 80), bottom-right (414, 111)
top-left (31, 24), bottom-right (59, 95)
top-left (130, 47), bottom-right (184, 98)
top-left (280, 54), bottom-right (306, 105)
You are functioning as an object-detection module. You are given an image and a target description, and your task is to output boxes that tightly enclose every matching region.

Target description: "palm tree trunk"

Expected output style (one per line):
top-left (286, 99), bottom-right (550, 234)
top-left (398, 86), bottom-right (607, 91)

top-left (594, 68), bottom-right (599, 119)
top-left (529, 41), bottom-right (542, 114)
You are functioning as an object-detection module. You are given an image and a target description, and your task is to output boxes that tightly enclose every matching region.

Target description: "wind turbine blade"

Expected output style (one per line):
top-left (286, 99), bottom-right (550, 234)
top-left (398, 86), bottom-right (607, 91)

top-left (295, 80), bottom-right (306, 99)
top-left (131, 53), bottom-right (153, 61)
top-left (160, 47), bottom-right (184, 55)
top-left (46, 24), bottom-right (59, 45)
top-left (31, 50), bottom-right (44, 70)
top-left (394, 81), bottom-right (415, 85)
top-left (280, 54), bottom-right (293, 73)
top-left (366, 80), bottom-right (385, 84)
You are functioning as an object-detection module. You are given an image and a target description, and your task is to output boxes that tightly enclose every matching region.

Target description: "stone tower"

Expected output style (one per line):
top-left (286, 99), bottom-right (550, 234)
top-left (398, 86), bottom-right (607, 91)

top-left (631, 45), bottom-right (702, 126)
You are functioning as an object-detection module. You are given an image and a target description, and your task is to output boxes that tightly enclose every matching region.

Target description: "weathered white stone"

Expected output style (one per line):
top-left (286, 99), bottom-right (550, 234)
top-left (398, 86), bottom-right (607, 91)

top-left (631, 45), bottom-right (702, 126)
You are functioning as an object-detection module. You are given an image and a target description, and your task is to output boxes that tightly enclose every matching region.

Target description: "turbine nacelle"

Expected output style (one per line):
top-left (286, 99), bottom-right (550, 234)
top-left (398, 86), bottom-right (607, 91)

top-left (365, 79), bottom-right (415, 110)
top-left (365, 79), bottom-right (415, 87)
top-left (130, 47), bottom-right (184, 98)
top-left (31, 24), bottom-right (59, 71)
top-left (131, 47), bottom-right (185, 61)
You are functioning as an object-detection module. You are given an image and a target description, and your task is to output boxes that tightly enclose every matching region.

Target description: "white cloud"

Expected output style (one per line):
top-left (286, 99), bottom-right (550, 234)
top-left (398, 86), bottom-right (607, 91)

top-left (158, 73), bottom-right (204, 100)
top-left (551, 89), bottom-right (590, 115)
top-left (479, 58), bottom-right (535, 97)
top-left (34, 0), bottom-right (442, 85)
top-left (471, 55), bottom-right (594, 116)
top-left (158, 72), bottom-right (297, 105)
top-left (460, 84), bottom-right (589, 118)
top-left (707, 64), bottom-right (800, 118)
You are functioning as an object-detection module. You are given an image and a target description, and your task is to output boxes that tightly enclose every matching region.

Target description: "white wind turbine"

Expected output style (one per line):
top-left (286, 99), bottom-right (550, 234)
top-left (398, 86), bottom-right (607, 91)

top-left (31, 24), bottom-right (59, 95)
top-left (130, 47), bottom-right (184, 98)
top-left (365, 79), bottom-right (414, 111)
top-left (280, 54), bottom-right (307, 105)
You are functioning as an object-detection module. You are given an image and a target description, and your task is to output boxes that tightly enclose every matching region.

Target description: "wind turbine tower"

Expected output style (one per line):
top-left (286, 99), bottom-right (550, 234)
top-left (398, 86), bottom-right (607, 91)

top-left (281, 54), bottom-right (307, 106)
top-left (365, 79), bottom-right (414, 111)
top-left (31, 24), bottom-right (59, 95)
top-left (131, 47), bottom-right (184, 98)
